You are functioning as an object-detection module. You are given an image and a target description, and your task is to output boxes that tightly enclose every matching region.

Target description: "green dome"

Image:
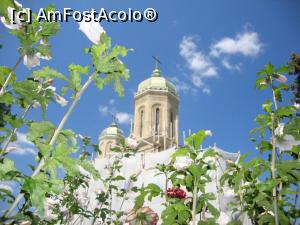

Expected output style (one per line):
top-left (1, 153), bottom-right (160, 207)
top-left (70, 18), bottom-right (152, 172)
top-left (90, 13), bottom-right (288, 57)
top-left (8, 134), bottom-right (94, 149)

top-left (136, 68), bottom-right (177, 95)
top-left (99, 122), bottom-right (124, 140)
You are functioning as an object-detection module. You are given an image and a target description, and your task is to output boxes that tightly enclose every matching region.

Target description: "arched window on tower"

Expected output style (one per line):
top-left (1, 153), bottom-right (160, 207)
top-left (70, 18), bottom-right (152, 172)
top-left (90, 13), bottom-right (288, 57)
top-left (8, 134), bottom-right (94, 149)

top-left (105, 142), bottom-right (112, 156)
top-left (155, 108), bottom-right (160, 134)
top-left (140, 110), bottom-right (144, 137)
top-left (170, 112), bottom-right (174, 138)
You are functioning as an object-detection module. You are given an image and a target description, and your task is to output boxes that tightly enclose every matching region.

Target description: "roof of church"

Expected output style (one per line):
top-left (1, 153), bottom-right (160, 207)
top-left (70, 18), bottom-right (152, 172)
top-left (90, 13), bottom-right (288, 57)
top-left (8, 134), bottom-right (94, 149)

top-left (99, 122), bottom-right (124, 140)
top-left (136, 67), bottom-right (177, 95)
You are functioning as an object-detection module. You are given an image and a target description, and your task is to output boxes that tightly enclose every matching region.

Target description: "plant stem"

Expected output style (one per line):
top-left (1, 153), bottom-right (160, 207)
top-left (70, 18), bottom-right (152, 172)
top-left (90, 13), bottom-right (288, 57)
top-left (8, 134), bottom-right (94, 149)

top-left (271, 114), bottom-right (279, 225)
top-left (4, 72), bottom-right (97, 218)
top-left (164, 172), bottom-right (168, 201)
top-left (271, 88), bottom-right (284, 202)
top-left (0, 56), bottom-right (23, 97)
top-left (271, 86), bottom-right (280, 225)
top-left (191, 178), bottom-right (198, 225)
top-left (1, 105), bottom-right (31, 157)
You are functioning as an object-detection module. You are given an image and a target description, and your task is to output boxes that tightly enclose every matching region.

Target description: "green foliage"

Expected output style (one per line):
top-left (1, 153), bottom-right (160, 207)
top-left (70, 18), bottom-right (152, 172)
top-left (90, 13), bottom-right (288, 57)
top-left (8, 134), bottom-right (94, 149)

top-left (61, 64), bottom-right (89, 97)
top-left (0, 2), bottom-right (131, 223)
top-left (89, 33), bottom-right (130, 96)
top-left (31, 66), bottom-right (67, 81)
top-left (185, 130), bottom-right (206, 150)
top-left (222, 54), bottom-right (300, 225)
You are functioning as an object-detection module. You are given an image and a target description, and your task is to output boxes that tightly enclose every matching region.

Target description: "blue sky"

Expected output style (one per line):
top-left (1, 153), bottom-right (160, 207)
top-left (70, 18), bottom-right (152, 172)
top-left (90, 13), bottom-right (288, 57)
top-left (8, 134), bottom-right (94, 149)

top-left (1, 0), bottom-right (300, 172)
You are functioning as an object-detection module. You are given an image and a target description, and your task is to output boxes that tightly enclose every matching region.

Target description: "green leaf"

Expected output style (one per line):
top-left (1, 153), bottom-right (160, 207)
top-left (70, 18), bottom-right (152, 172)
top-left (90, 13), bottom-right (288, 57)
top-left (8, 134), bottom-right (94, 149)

top-left (0, 0), bottom-right (13, 16)
top-left (31, 66), bottom-right (67, 81)
top-left (202, 148), bottom-right (218, 158)
top-left (0, 66), bottom-right (15, 85)
top-left (27, 121), bottom-right (55, 143)
top-left (134, 191), bottom-right (146, 209)
top-left (186, 130), bottom-right (206, 150)
top-left (207, 202), bottom-right (220, 217)
top-left (264, 63), bottom-right (274, 75)
top-left (256, 69), bottom-right (266, 76)
top-left (145, 183), bottom-right (161, 200)
top-left (276, 106), bottom-right (297, 117)
top-left (68, 64), bottom-right (89, 93)
top-left (94, 76), bottom-right (104, 91)
top-left (23, 174), bottom-right (49, 214)
top-left (0, 92), bottom-right (14, 105)
top-left (3, 114), bottom-right (23, 128)
top-left (188, 164), bottom-right (203, 177)
top-left (172, 147), bottom-right (189, 158)
top-left (13, 80), bottom-right (39, 105)
top-left (275, 65), bottom-right (289, 74)
top-left (36, 43), bottom-right (51, 59)
top-left (0, 158), bottom-right (18, 180)
top-left (262, 100), bottom-right (273, 112)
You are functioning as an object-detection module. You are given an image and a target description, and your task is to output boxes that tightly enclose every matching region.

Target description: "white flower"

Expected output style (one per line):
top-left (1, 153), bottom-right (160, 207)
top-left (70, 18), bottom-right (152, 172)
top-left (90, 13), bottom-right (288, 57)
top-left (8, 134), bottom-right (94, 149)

top-left (78, 20), bottom-right (105, 44)
top-left (23, 54), bottom-right (40, 69)
top-left (294, 102), bottom-right (300, 109)
top-left (223, 188), bottom-right (235, 198)
top-left (124, 180), bottom-right (131, 190)
top-left (275, 73), bottom-right (287, 83)
top-left (274, 123), bottom-right (284, 136)
top-left (174, 156), bottom-right (192, 170)
top-left (54, 94), bottom-right (68, 107)
top-left (46, 197), bottom-right (60, 206)
top-left (36, 39), bottom-right (52, 60)
top-left (1, 2), bottom-right (23, 30)
top-left (217, 212), bottom-right (231, 225)
top-left (204, 130), bottom-right (213, 136)
top-left (94, 188), bottom-right (103, 195)
top-left (277, 135), bottom-right (300, 152)
top-left (46, 85), bottom-right (56, 92)
top-left (44, 197), bottom-right (60, 220)
top-left (36, 52), bottom-right (52, 60)
top-left (126, 137), bottom-right (138, 149)
top-left (274, 123), bottom-right (300, 152)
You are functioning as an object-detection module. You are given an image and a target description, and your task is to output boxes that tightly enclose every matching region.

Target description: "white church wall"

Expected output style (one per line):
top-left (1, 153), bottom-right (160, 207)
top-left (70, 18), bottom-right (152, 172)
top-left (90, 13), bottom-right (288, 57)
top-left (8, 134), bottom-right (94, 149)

top-left (69, 146), bottom-right (253, 225)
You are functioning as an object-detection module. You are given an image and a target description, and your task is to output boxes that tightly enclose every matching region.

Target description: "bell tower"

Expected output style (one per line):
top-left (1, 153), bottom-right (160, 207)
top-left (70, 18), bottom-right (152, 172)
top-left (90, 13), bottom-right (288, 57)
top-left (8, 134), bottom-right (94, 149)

top-left (132, 62), bottom-right (179, 152)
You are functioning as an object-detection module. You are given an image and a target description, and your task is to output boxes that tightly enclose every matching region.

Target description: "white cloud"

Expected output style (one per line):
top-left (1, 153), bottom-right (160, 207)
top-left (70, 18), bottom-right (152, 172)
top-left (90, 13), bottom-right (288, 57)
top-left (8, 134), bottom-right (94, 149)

top-left (202, 87), bottom-right (211, 95)
top-left (179, 36), bottom-right (217, 94)
top-left (169, 76), bottom-right (198, 95)
top-left (180, 36), bottom-right (217, 78)
top-left (210, 31), bottom-right (263, 58)
top-left (115, 112), bottom-right (132, 124)
top-left (177, 27), bottom-right (263, 94)
top-left (5, 132), bottom-right (36, 155)
top-left (98, 105), bottom-right (109, 116)
top-left (221, 58), bottom-right (241, 71)
top-left (98, 104), bottom-right (132, 125)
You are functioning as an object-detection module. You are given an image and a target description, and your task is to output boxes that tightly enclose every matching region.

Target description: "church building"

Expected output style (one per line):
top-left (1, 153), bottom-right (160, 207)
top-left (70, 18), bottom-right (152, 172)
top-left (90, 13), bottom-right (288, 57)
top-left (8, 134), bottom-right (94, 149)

top-left (99, 64), bottom-right (179, 155)
top-left (69, 63), bottom-right (251, 225)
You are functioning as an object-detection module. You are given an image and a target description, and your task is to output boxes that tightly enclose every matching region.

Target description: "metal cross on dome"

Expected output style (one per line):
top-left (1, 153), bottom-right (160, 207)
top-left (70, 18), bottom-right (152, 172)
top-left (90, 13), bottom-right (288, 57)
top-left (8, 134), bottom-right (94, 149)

top-left (111, 113), bottom-right (118, 125)
top-left (152, 56), bottom-right (162, 68)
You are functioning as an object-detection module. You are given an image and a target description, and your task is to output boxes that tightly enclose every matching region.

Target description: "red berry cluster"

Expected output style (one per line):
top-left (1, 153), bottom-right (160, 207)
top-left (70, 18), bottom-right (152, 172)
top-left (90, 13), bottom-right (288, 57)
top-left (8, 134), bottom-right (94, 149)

top-left (166, 187), bottom-right (187, 199)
